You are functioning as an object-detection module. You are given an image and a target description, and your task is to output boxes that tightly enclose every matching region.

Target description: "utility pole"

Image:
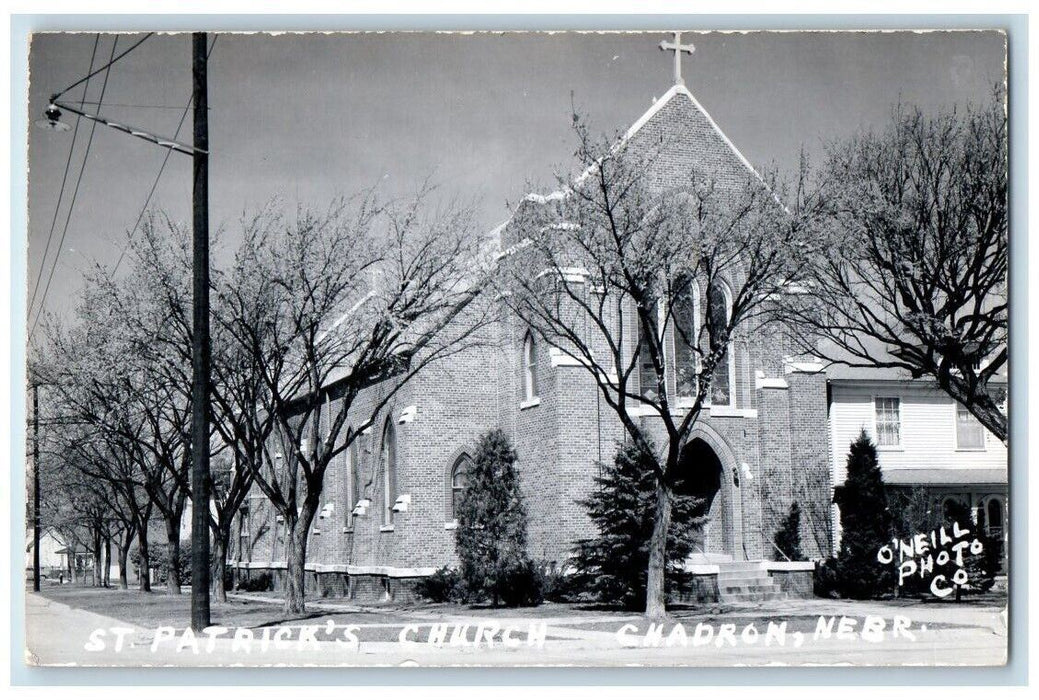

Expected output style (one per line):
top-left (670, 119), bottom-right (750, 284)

top-left (32, 381), bottom-right (41, 593)
top-left (190, 31), bottom-right (211, 632)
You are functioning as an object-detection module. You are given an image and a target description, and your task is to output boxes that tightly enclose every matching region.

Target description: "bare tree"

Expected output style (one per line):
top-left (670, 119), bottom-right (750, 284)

top-left (779, 93), bottom-right (1008, 442)
top-left (220, 192), bottom-right (495, 613)
top-left (111, 217), bottom-right (259, 603)
top-left (40, 233), bottom-right (195, 594)
top-left (49, 417), bottom-right (153, 590)
top-left (498, 116), bottom-right (814, 617)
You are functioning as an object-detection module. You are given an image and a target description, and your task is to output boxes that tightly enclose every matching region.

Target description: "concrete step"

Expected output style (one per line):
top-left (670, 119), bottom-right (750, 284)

top-left (686, 553), bottom-right (734, 564)
top-left (715, 561), bottom-right (766, 572)
top-left (712, 560), bottom-right (787, 603)
top-left (719, 579), bottom-right (781, 589)
top-left (716, 571), bottom-right (772, 582)
top-left (720, 584), bottom-right (782, 595)
top-left (717, 573), bottom-right (774, 583)
top-left (719, 590), bottom-right (787, 603)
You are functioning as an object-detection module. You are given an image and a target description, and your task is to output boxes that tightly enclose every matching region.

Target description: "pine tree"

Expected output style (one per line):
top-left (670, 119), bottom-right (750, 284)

top-left (773, 501), bottom-right (804, 561)
top-left (887, 486), bottom-right (940, 597)
top-left (454, 429), bottom-right (533, 606)
top-left (834, 430), bottom-right (895, 598)
top-left (571, 439), bottom-right (705, 610)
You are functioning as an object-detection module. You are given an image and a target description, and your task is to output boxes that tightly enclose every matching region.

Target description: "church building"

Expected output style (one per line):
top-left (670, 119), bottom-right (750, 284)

top-left (234, 43), bottom-right (834, 604)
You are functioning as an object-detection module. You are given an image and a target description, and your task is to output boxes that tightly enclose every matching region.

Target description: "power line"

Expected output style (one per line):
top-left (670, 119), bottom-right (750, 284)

top-left (77, 101), bottom-right (211, 110)
top-left (49, 33), bottom-right (153, 102)
top-left (28, 35), bottom-right (100, 316)
top-left (110, 102), bottom-right (191, 276)
top-left (31, 37), bottom-right (120, 336)
top-left (112, 35), bottom-right (218, 277)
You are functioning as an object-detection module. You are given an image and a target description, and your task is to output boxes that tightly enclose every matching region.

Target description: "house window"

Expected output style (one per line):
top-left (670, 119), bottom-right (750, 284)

top-left (672, 273), bottom-right (699, 397)
top-left (956, 404), bottom-right (986, 450)
top-left (874, 397), bottom-right (901, 447)
top-left (450, 454), bottom-right (472, 521)
top-left (382, 419), bottom-right (397, 526)
top-left (523, 331), bottom-right (539, 401)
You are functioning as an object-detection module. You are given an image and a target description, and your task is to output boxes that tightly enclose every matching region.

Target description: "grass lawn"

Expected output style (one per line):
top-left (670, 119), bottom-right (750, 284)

top-left (34, 584), bottom-right (416, 630)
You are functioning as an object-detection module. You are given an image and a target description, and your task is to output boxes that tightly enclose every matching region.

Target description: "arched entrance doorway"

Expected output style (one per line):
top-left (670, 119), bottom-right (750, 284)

top-left (674, 432), bottom-right (739, 558)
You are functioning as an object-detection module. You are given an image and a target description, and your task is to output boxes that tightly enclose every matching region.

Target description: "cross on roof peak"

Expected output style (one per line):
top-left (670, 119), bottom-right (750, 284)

top-left (659, 31), bottom-right (695, 86)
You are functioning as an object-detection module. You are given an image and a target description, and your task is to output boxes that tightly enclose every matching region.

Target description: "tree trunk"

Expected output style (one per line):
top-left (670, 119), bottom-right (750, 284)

top-left (92, 527), bottom-right (103, 588)
top-left (104, 536), bottom-right (112, 587)
top-left (284, 499), bottom-right (319, 614)
top-left (164, 519), bottom-right (182, 595)
top-left (645, 477), bottom-right (674, 619)
top-left (118, 537), bottom-right (130, 590)
top-left (970, 395), bottom-right (1008, 445)
top-left (213, 524), bottom-right (230, 603)
top-left (137, 527), bottom-right (151, 592)
top-left (943, 378), bottom-right (1008, 444)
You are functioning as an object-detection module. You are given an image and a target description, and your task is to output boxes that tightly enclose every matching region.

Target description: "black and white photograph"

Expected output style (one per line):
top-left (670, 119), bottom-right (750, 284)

top-left (18, 26), bottom-right (1011, 670)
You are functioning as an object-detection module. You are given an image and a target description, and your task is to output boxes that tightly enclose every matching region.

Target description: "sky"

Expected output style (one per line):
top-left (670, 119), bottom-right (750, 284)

top-left (25, 30), bottom-right (1006, 331)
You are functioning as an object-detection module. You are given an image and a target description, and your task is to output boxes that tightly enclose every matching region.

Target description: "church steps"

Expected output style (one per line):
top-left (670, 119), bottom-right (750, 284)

top-left (718, 590), bottom-right (786, 603)
top-left (713, 560), bottom-right (790, 603)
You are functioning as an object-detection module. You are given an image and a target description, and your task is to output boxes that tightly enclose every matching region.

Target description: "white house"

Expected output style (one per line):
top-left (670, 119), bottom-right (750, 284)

top-left (827, 365), bottom-right (1008, 567)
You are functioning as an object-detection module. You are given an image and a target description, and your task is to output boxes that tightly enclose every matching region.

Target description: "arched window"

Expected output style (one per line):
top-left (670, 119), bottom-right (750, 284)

top-left (381, 419), bottom-right (397, 526)
top-left (708, 280), bottom-right (734, 407)
top-left (523, 331), bottom-right (539, 400)
top-left (986, 498), bottom-right (1004, 538)
top-left (672, 273), bottom-right (699, 397)
top-left (942, 495), bottom-right (966, 522)
top-left (638, 292), bottom-right (663, 401)
top-left (344, 433), bottom-right (360, 526)
top-left (350, 439), bottom-right (361, 510)
top-left (449, 454), bottom-right (472, 521)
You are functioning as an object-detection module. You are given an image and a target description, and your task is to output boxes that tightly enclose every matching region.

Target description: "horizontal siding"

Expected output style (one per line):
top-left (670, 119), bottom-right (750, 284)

top-left (830, 383), bottom-right (1007, 486)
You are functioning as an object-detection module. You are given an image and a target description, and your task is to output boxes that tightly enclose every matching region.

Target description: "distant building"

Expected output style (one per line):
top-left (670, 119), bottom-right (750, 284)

top-left (24, 528), bottom-right (67, 576)
top-left (827, 365), bottom-right (1008, 568)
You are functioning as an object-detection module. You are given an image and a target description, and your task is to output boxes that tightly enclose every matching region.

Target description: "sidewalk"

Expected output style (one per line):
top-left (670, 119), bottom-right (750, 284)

top-left (24, 591), bottom-right (1007, 668)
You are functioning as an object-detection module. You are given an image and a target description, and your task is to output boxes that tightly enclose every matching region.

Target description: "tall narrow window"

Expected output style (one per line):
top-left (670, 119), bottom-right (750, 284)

top-left (638, 293), bottom-right (662, 401)
top-left (238, 505), bottom-right (251, 561)
top-left (956, 404), bottom-right (986, 450)
top-left (450, 454), bottom-right (472, 521)
top-left (875, 397), bottom-right (901, 447)
top-left (382, 420), bottom-right (397, 526)
top-left (672, 273), bottom-right (699, 397)
top-left (350, 439), bottom-right (361, 514)
top-left (523, 332), bottom-right (539, 400)
top-left (343, 434), bottom-right (355, 527)
top-left (709, 281), bottom-right (733, 406)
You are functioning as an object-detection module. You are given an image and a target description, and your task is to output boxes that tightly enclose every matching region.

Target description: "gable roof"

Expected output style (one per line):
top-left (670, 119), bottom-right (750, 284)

top-left (505, 82), bottom-right (771, 241)
top-left (622, 83), bottom-right (767, 187)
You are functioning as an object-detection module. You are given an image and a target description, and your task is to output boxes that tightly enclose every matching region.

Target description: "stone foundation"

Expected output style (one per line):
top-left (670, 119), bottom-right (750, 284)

top-left (234, 563), bottom-right (812, 605)
top-left (232, 565), bottom-right (424, 604)
top-left (670, 573), bottom-right (720, 604)
top-left (763, 562), bottom-right (815, 598)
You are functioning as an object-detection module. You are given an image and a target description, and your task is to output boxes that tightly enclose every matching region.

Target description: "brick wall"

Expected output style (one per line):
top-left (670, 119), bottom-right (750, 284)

top-left (234, 87), bottom-right (833, 600)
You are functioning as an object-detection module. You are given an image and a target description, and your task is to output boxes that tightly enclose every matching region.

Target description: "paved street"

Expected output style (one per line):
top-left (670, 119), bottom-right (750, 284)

top-left (24, 591), bottom-right (1007, 668)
